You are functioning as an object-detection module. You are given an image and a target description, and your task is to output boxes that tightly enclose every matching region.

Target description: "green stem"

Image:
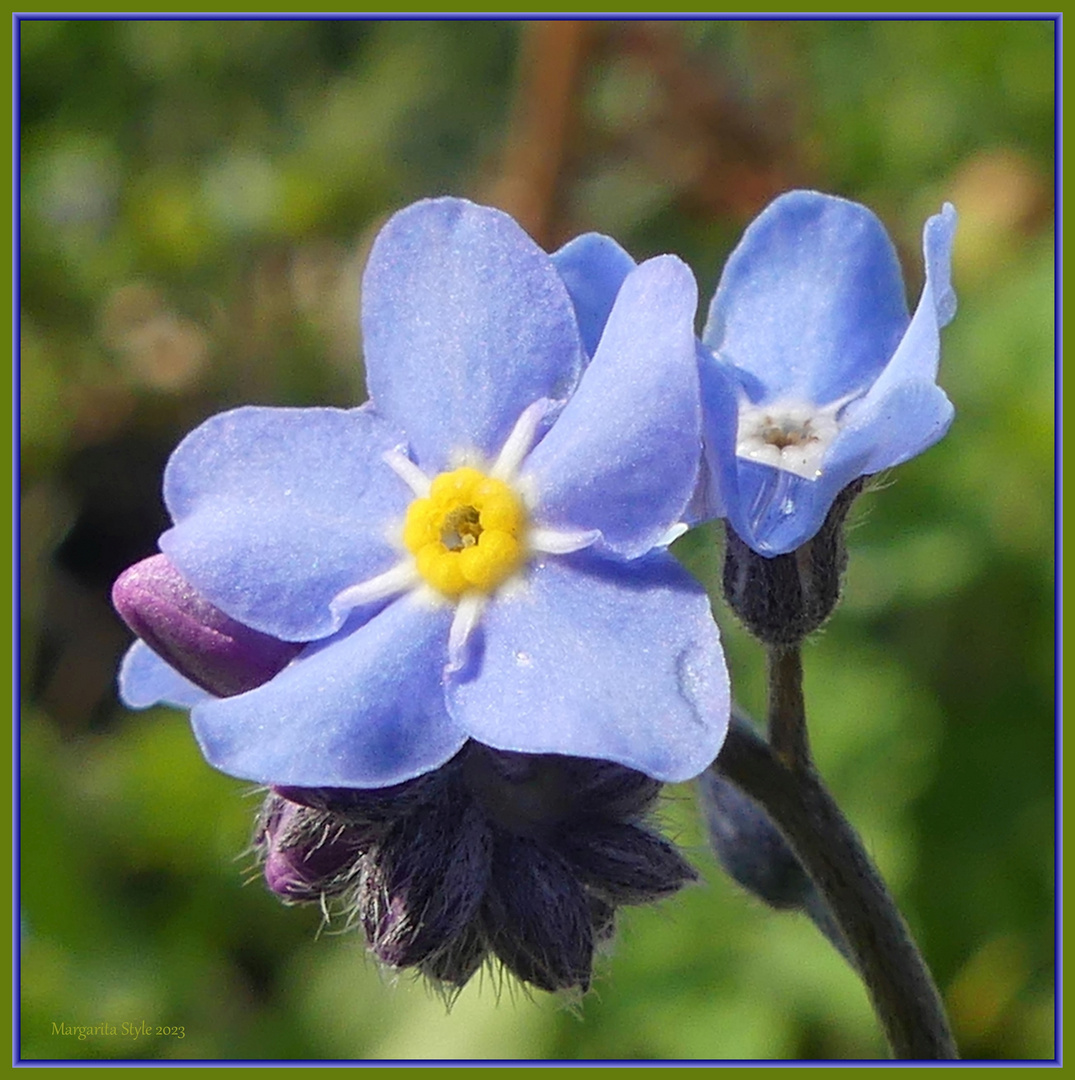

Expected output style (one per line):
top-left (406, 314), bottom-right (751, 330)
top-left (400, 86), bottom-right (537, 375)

top-left (714, 711), bottom-right (959, 1059)
top-left (767, 644), bottom-right (809, 770)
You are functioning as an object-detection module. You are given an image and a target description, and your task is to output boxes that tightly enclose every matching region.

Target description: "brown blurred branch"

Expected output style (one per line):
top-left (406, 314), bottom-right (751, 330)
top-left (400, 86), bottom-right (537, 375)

top-left (487, 20), bottom-right (591, 248)
top-left (612, 21), bottom-right (803, 221)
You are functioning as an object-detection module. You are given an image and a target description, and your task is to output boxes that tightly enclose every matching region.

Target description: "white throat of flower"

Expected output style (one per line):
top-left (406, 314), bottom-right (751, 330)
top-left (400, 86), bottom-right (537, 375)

top-left (329, 399), bottom-right (599, 671)
top-left (735, 392), bottom-right (856, 481)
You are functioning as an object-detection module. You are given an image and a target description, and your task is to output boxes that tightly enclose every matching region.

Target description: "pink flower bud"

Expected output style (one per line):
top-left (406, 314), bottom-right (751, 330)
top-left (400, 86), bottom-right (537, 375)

top-left (112, 554), bottom-right (302, 697)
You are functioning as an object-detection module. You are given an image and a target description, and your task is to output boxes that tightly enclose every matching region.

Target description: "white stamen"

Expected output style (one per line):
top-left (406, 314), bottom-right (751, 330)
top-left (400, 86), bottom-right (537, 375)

top-left (736, 393), bottom-right (857, 481)
top-left (656, 522), bottom-right (689, 547)
top-left (330, 561), bottom-right (419, 618)
top-left (528, 527), bottom-right (601, 555)
top-left (491, 399), bottom-right (551, 481)
top-left (447, 594), bottom-right (487, 672)
top-left (382, 449), bottom-right (431, 497)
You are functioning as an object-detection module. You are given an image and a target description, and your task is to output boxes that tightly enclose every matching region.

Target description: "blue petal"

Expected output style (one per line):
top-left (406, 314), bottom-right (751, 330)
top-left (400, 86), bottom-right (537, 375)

top-left (723, 455), bottom-right (870, 557)
top-left (551, 232), bottom-right (637, 358)
top-left (118, 640), bottom-right (212, 709)
top-left (362, 198), bottom-right (585, 471)
top-left (711, 385), bottom-right (952, 557)
top-left (839, 380), bottom-right (955, 475)
top-left (858, 203), bottom-right (958, 399)
top-left (160, 405), bottom-right (412, 642)
top-left (826, 205), bottom-right (957, 477)
top-left (925, 203), bottom-right (958, 329)
top-left (191, 595), bottom-right (466, 787)
top-left (448, 553), bottom-right (729, 783)
top-left (522, 256), bottom-right (701, 559)
top-left (703, 191), bottom-right (910, 405)
top-left (696, 345), bottom-right (742, 523)
top-left (701, 383), bottom-right (952, 558)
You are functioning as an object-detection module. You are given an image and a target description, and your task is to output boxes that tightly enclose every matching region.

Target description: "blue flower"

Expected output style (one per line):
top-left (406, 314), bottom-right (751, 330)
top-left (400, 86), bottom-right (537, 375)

top-left (118, 197), bottom-right (730, 788)
top-left (696, 190), bottom-right (958, 556)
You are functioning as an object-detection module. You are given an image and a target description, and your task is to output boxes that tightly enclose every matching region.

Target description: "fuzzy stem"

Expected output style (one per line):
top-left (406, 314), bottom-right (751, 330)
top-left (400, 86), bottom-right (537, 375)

top-left (767, 644), bottom-right (810, 770)
top-left (714, 710), bottom-right (959, 1060)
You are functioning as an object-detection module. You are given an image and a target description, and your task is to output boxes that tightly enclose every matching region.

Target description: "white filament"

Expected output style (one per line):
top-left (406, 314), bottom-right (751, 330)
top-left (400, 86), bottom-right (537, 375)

top-left (447, 593), bottom-right (487, 672)
top-left (492, 398), bottom-right (550, 481)
top-left (382, 449), bottom-right (431, 497)
top-left (528, 526), bottom-right (601, 555)
top-left (330, 561), bottom-right (419, 619)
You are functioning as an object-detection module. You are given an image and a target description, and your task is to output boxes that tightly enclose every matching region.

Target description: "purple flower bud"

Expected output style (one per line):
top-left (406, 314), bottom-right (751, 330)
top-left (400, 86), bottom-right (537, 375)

top-left (256, 792), bottom-right (375, 902)
top-left (462, 748), bottom-right (576, 838)
top-left (112, 554), bottom-right (302, 697)
top-left (462, 750), bottom-right (662, 837)
top-left (557, 821), bottom-right (698, 904)
top-left (273, 767), bottom-right (447, 823)
top-left (480, 835), bottom-right (595, 994)
top-left (561, 758), bottom-right (663, 822)
top-left (588, 895), bottom-right (617, 943)
top-left (359, 789), bottom-right (491, 968)
top-left (250, 745), bottom-right (701, 996)
top-left (418, 923), bottom-right (487, 988)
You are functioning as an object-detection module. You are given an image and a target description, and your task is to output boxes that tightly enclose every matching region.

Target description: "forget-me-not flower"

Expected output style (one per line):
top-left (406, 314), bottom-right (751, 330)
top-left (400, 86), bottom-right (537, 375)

top-left (116, 197), bottom-right (730, 790)
top-left (696, 190), bottom-right (958, 557)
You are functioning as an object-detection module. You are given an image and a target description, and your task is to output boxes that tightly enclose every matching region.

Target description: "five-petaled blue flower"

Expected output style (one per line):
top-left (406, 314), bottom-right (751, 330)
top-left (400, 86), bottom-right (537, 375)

top-left (696, 190), bottom-right (958, 556)
top-left (119, 197), bottom-right (730, 788)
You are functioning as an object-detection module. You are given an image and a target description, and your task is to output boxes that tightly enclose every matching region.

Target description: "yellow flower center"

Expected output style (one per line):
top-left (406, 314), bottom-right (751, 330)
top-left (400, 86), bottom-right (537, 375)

top-left (403, 466), bottom-right (528, 598)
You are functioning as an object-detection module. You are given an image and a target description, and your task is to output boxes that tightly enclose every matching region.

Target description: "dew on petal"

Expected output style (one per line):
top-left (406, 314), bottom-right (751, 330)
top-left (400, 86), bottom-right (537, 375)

top-left (674, 641), bottom-right (713, 731)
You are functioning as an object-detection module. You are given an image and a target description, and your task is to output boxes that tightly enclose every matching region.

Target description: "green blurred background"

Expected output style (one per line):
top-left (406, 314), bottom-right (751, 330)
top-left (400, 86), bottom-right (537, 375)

top-left (19, 18), bottom-right (1055, 1061)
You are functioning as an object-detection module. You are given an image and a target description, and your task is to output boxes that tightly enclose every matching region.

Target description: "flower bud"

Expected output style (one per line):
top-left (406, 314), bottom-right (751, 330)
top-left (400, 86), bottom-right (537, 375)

top-left (557, 820), bottom-right (698, 904)
top-left (698, 768), bottom-right (850, 959)
top-left (273, 769), bottom-right (444, 823)
top-left (358, 787), bottom-right (491, 969)
top-left (112, 554), bottom-right (302, 696)
top-left (256, 792), bottom-right (375, 902)
top-left (561, 758), bottom-right (663, 822)
top-left (251, 744), bottom-right (701, 995)
top-left (698, 768), bottom-right (813, 911)
top-left (720, 478), bottom-right (863, 646)
top-left (418, 924), bottom-right (488, 988)
top-left (480, 834), bottom-right (596, 993)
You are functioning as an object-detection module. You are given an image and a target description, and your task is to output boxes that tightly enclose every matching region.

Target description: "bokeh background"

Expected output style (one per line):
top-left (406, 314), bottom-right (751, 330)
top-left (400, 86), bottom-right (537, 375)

top-left (19, 18), bottom-right (1055, 1061)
